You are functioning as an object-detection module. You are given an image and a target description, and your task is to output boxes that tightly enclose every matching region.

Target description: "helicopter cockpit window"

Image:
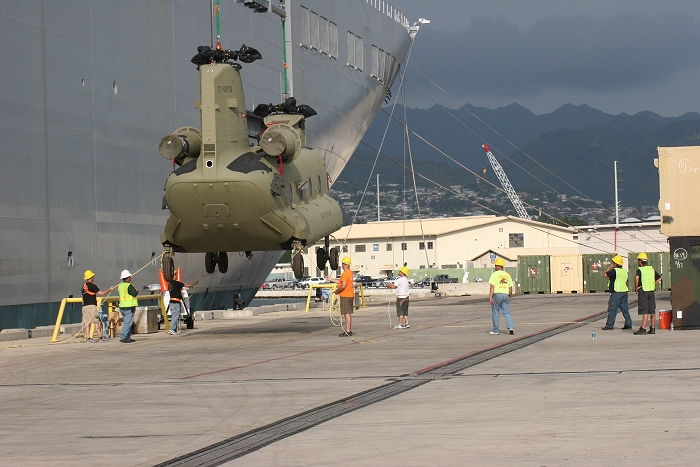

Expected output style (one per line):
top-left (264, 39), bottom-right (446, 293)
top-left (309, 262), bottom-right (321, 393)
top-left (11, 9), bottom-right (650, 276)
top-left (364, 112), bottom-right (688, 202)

top-left (288, 183), bottom-right (293, 202)
top-left (308, 177), bottom-right (313, 197)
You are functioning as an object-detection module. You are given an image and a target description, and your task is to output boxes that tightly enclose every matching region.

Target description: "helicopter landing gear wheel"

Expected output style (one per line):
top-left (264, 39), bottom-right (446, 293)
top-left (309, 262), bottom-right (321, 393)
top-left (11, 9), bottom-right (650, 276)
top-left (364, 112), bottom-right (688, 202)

top-left (329, 247), bottom-right (340, 271)
top-left (292, 252), bottom-right (304, 279)
top-left (205, 252), bottom-right (217, 274)
top-left (162, 255), bottom-right (175, 282)
top-left (217, 252), bottom-right (228, 273)
top-left (316, 247), bottom-right (327, 272)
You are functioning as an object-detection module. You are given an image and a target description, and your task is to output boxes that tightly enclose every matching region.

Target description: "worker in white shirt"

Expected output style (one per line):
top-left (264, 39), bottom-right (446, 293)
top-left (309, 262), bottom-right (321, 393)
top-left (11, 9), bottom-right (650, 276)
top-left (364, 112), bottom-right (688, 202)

top-left (387, 266), bottom-right (411, 329)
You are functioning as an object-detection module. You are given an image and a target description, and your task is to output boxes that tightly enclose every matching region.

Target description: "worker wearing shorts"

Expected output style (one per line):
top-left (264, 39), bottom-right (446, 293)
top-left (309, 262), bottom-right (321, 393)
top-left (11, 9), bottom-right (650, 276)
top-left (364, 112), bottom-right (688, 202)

top-left (81, 270), bottom-right (115, 342)
top-left (327, 256), bottom-right (355, 337)
top-left (633, 253), bottom-right (662, 335)
top-left (387, 266), bottom-right (410, 329)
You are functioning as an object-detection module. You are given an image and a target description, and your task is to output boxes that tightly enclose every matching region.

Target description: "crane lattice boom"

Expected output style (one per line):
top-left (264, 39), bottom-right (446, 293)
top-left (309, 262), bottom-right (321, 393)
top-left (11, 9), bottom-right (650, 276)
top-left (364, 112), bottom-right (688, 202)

top-left (483, 144), bottom-right (530, 220)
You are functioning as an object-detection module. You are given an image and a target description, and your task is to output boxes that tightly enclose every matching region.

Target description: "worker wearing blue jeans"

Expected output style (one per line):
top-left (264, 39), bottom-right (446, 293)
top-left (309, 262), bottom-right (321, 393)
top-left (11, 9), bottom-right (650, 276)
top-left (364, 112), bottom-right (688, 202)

top-left (488, 258), bottom-right (515, 335)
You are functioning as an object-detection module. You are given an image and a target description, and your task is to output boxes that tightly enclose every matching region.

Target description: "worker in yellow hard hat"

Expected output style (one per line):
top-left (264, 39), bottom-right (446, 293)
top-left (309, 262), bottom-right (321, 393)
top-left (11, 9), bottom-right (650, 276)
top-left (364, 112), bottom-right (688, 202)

top-left (601, 254), bottom-right (632, 330)
top-left (488, 257), bottom-right (514, 335)
top-left (81, 270), bottom-right (116, 342)
top-left (633, 253), bottom-right (662, 335)
top-left (387, 265), bottom-right (411, 329)
top-left (325, 256), bottom-right (355, 337)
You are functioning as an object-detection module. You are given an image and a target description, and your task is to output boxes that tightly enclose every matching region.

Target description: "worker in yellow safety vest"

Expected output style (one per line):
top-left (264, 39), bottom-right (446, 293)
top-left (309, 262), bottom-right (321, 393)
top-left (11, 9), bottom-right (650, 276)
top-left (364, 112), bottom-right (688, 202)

top-left (633, 252), bottom-right (662, 335)
top-left (601, 255), bottom-right (632, 330)
top-left (117, 269), bottom-right (139, 343)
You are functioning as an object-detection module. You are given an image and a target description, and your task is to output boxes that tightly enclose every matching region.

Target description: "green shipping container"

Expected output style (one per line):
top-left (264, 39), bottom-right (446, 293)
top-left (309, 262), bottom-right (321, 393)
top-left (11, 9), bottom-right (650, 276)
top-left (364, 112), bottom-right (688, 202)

top-left (516, 255), bottom-right (551, 294)
top-left (660, 251), bottom-right (671, 291)
top-left (583, 254), bottom-right (615, 292)
top-left (627, 252), bottom-right (663, 292)
top-left (668, 237), bottom-right (700, 328)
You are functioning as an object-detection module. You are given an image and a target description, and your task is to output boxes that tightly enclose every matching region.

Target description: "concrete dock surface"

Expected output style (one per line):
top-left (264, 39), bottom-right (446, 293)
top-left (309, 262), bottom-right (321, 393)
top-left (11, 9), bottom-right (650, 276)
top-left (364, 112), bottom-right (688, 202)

top-left (1, 292), bottom-right (698, 466)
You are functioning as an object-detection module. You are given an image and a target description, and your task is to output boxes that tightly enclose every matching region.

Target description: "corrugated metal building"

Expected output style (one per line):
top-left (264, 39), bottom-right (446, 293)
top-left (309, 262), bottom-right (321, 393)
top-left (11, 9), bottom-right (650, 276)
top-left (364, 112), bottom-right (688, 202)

top-left (576, 221), bottom-right (668, 269)
top-left (328, 216), bottom-right (579, 277)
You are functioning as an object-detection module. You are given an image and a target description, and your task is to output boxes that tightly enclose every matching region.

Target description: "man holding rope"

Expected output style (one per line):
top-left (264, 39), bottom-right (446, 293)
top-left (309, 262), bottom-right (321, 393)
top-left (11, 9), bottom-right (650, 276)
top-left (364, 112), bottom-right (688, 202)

top-left (81, 270), bottom-right (115, 342)
top-left (326, 256), bottom-right (355, 337)
top-left (387, 266), bottom-right (410, 329)
top-left (167, 276), bottom-right (198, 335)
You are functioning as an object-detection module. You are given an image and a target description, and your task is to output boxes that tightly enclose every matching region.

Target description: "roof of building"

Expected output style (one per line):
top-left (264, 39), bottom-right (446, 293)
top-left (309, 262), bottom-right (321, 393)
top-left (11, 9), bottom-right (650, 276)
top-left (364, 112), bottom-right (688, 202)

top-left (470, 247), bottom-right (580, 262)
top-left (333, 216), bottom-right (575, 240)
top-left (578, 221), bottom-right (662, 231)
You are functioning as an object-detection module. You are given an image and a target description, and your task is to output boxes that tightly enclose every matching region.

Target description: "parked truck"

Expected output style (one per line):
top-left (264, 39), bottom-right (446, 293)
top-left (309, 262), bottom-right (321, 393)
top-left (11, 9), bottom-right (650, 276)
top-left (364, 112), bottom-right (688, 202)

top-left (262, 278), bottom-right (294, 289)
top-left (432, 274), bottom-right (458, 284)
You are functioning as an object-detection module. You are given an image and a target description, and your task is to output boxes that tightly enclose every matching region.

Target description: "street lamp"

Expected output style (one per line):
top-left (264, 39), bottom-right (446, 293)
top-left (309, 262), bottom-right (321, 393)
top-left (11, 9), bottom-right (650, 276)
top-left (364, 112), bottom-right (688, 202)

top-left (409, 17), bottom-right (430, 38)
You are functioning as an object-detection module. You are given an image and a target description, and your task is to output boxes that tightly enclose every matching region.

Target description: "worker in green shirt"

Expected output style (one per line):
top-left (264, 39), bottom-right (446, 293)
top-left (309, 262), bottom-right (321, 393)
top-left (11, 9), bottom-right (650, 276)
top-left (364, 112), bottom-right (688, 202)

top-left (488, 258), bottom-right (514, 335)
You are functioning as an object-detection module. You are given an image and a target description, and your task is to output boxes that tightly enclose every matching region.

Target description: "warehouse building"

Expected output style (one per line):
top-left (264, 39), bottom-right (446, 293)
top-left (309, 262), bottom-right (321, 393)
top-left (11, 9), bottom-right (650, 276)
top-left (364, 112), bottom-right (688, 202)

top-left (327, 216), bottom-right (579, 278)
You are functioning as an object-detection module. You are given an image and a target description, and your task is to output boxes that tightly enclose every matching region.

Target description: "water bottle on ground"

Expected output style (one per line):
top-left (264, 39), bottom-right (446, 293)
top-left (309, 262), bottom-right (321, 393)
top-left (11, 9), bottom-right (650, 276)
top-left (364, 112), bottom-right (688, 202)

top-left (592, 330), bottom-right (595, 340)
top-left (670, 322), bottom-right (674, 331)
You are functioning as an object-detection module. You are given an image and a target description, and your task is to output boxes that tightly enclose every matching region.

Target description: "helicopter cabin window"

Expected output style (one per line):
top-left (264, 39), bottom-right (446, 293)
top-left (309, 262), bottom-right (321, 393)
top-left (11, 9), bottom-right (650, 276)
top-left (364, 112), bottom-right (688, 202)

top-left (288, 183), bottom-right (293, 202)
top-left (308, 177), bottom-right (313, 197)
top-left (317, 174), bottom-right (322, 193)
top-left (300, 7), bottom-right (310, 47)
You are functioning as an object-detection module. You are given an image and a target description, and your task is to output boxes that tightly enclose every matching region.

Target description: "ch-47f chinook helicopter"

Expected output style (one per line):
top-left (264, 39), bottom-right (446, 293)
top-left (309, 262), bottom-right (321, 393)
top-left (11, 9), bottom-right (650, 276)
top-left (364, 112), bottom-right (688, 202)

top-left (158, 44), bottom-right (343, 281)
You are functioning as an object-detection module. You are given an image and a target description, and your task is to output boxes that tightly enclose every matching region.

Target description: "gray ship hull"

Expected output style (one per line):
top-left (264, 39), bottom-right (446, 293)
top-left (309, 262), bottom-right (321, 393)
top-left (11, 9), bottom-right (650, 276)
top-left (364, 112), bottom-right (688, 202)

top-left (0, 0), bottom-right (411, 330)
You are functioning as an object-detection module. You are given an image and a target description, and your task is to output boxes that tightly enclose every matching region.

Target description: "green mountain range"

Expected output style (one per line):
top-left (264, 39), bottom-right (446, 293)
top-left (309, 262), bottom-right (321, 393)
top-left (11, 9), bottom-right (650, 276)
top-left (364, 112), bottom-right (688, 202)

top-left (344, 104), bottom-right (700, 206)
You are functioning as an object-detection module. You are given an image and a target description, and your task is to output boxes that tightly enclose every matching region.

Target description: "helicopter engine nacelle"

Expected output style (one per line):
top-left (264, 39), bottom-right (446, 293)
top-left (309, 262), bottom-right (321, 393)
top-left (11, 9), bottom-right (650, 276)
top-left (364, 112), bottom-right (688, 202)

top-left (159, 127), bottom-right (202, 166)
top-left (260, 114), bottom-right (304, 163)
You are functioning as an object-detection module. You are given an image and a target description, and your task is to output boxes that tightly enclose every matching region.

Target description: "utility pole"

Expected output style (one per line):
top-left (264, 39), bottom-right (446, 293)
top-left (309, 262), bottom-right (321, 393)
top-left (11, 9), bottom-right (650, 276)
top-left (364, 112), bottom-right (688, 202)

top-left (614, 160), bottom-right (619, 226)
top-left (377, 173), bottom-right (380, 222)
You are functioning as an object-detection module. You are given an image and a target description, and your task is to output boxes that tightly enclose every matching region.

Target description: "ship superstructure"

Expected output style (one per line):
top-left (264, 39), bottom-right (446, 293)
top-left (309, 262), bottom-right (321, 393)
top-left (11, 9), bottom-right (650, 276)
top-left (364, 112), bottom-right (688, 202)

top-left (0, 0), bottom-right (412, 329)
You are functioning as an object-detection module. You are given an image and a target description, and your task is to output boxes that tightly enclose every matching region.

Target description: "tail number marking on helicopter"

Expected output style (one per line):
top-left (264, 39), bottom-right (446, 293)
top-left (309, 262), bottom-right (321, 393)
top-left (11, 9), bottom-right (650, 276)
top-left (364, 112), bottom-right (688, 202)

top-left (218, 86), bottom-right (233, 92)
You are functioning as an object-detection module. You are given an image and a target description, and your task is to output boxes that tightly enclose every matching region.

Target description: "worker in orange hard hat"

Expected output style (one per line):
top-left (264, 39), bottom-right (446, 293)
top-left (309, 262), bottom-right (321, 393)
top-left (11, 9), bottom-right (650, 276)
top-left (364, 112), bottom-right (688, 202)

top-left (387, 266), bottom-right (411, 329)
top-left (488, 258), bottom-right (514, 335)
top-left (601, 254), bottom-right (632, 330)
top-left (325, 256), bottom-right (354, 337)
top-left (81, 270), bottom-right (116, 342)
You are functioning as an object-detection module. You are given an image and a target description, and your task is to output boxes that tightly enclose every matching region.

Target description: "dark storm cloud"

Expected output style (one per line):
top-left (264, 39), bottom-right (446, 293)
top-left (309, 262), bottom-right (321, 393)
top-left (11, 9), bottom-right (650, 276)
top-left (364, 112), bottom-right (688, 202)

top-left (410, 11), bottom-right (700, 99)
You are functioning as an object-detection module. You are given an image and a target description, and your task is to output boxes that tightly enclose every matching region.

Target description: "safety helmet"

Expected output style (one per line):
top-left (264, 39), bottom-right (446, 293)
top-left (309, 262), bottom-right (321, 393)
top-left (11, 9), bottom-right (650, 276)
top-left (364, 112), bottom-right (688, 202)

top-left (120, 269), bottom-right (132, 279)
top-left (494, 258), bottom-right (505, 267)
top-left (399, 266), bottom-right (409, 276)
top-left (341, 256), bottom-right (351, 265)
top-left (84, 270), bottom-right (95, 281)
top-left (637, 252), bottom-right (648, 261)
top-left (611, 255), bottom-right (623, 266)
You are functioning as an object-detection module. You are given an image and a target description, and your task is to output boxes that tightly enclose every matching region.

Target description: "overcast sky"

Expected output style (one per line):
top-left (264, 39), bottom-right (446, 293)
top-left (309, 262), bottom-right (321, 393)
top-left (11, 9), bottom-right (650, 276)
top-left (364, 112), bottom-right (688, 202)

top-left (393, 0), bottom-right (700, 116)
